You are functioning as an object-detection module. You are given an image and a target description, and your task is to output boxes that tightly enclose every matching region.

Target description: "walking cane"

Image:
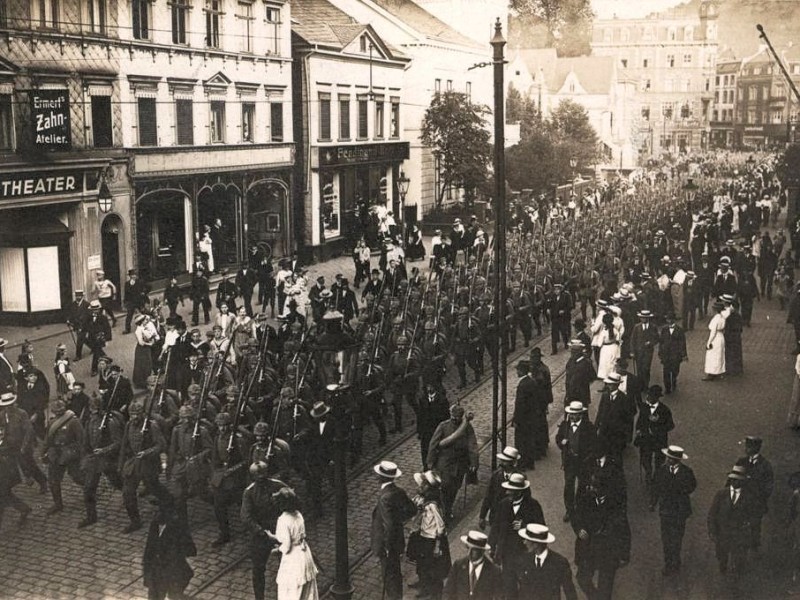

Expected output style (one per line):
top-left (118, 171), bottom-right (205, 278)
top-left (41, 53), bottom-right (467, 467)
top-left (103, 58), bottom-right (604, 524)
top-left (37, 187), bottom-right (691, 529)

top-left (66, 324), bottom-right (77, 351)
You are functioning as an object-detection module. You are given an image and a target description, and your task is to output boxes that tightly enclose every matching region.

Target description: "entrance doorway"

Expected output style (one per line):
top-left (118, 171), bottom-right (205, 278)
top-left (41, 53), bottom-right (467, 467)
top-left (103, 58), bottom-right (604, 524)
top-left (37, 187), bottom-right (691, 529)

top-left (197, 184), bottom-right (241, 269)
top-left (247, 180), bottom-right (288, 258)
top-left (101, 214), bottom-right (124, 309)
top-left (136, 190), bottom-right (189, 281)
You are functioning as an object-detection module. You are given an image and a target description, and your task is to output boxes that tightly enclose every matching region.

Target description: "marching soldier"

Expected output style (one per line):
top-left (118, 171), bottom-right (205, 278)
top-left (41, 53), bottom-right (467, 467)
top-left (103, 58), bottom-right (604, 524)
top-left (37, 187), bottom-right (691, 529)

top-left (42, 398), bottom-right (85, 515)
top-left (119, 400), bottom-right (167, 533)
top-left (167, 404), bottom-right (213, 520)
top-left (352, 351), bottom-right (387, 460)
top-left (241, 460), bottom-right (288, 600)
top-left (453, 307), bottom-right (481, 388)
top-left (209, 412), bottom-right (251, 547)
top-left (549, 283), bottom-right (574, 355)
top-left (80, 393), bottom-right (123, 528)
top-left (385, 335), bottom-right (418, 433)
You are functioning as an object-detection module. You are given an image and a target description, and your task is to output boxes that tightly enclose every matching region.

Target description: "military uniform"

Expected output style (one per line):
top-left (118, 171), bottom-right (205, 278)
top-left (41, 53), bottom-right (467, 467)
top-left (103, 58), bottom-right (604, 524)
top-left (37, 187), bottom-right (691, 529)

top-left (81, 407), bottom-right (124, 525)
top-left (43, 406), bottom-right (85, 512)
top-left (119, 412), bottom-right (167, 531)
top-left (209, 420), bottom-right (251, 545)
top-left (167, 416), bottom-right (213, 517)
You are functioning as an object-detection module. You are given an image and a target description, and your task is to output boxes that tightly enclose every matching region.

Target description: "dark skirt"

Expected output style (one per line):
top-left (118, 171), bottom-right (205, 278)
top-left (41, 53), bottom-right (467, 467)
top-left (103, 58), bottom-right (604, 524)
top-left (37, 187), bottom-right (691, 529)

top-left (725, 336), bottom-right (743, 375)
top-left (133, 344), bottom-right (153, 388)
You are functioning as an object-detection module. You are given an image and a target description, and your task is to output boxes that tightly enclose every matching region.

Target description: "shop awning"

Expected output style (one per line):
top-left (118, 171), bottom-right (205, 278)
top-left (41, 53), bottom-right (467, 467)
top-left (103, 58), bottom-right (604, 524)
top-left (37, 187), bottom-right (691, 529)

top-left (0, 213), bottom-right (72, 244)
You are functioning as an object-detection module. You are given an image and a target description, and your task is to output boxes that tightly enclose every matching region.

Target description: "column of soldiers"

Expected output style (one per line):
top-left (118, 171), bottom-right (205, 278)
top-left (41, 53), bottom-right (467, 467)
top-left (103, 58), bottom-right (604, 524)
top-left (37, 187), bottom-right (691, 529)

top-left (0, 152), bottom-right (785, 599)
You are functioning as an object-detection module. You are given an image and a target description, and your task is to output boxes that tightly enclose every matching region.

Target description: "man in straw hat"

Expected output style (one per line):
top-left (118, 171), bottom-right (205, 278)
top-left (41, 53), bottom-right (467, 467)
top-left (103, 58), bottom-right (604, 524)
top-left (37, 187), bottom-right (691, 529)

top-left (630, 309), bottom-right (659, 387)
top-left (707, 465), bottom-right (756, 575)
top-left (556, 401), bottom-right (596, 523)
top-left (564, 339), bottom-right (596, 408)
top-left (370, 460), bottom-right (416, 600)
top-left (595, 373), bottom-right (630, 463)
top-left (443, 530), bottom-right (501, 600)
top-left (650, 445), bottom-right (697, 575)
top-left (489, 473), bottom-right (545, 570)
top-left (0, 391), bottom-right (33, 528)
top-left (734, 435), bottom-right (774, 553)
top-left (510, 523), bottom-right (577, 600)
top-left (479, 445), bottom-right (522, 531)
top-left (85, 300), bottom-right (112, 376)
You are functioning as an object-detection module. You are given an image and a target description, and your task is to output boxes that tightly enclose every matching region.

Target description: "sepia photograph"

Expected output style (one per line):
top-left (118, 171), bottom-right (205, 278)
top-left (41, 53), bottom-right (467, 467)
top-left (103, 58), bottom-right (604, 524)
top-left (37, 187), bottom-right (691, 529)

top-left (0, 0), bottom-right (799, 597)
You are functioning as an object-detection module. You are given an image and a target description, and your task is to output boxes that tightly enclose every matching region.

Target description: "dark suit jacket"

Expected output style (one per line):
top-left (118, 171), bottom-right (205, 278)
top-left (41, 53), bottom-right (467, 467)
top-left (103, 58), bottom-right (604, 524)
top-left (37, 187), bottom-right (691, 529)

top-left (0, 353), bottom-right (14, 392)
top-left (652, 463), bottom-right (697, 519)
top-left (510, 549), bottom-right (578, 600)
top-left (555, 418), bottom-right (597, 473)
top-left (236, 268), bottom-right (257, 295)
top-left (631, 323), bottom-right (659, 361)
top-left (489, 494), bottom-right (545, 565)
top-left (735, 455), bottom-right (774, 516)
top-left (564, 355), bottom-right (595, 406)
top-left (595, 390), bottom-right (630, 454)
top-left (371, 482), bottom-right (416, 557)
top-left (416, 391), bottom-right (450, 440)
top-left (479, 467), bottom-right (521, 524)
top-left (124, 279), bottom-right (150, 308)
top-left (443, 557), bottom-right (502, 600)
top-left (306, 419), bottom-right (335, 470)
top-left (659, 325), bottom-right (688, 365)
top-left (634, 402), bottom-right (674, 451)
top-left (707, 487), bottom-right (756, 547)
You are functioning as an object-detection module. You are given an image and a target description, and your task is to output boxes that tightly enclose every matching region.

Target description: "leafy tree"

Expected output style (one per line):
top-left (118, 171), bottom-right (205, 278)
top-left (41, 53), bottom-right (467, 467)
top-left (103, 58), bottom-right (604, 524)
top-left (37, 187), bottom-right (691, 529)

top-left (548, 98), bottom-right (599, 168)
top-left (421, 91), bottom-right (492, 208)
top-left (508, 0), bottom-right (593, 56)
top-left (507, 83), bottom-right (524, 123)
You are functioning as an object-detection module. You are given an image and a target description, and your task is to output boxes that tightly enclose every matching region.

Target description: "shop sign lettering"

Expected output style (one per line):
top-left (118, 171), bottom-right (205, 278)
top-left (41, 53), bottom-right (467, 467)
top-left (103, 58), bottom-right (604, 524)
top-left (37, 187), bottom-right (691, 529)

top-left (30, 90), bottom-right (72, 150)
top-left (320, 142), bottom-right (409, 167)
top-left (0, 171), bottom-right (82, 199)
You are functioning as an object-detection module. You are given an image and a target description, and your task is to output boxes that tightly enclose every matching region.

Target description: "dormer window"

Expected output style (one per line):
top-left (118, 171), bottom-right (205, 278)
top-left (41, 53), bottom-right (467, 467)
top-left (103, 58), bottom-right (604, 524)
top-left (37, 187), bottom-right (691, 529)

top-left (360, 35), bottom-right (367, 53)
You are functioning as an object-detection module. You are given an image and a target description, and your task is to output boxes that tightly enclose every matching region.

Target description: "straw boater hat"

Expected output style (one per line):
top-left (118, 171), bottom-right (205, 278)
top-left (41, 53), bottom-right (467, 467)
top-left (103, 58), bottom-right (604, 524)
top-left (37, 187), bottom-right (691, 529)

top-left (413, 470), bottom-right (442, 488)
top-left (89, 300), bottom-right (102, 310)
top-left (518, 523), bottom-right (555, 544)
top-left (373, 460), bottom-right (402, 479)
top-left (662, 445), bottom-right (688, 461)
top-left (496, 446), bottom-right (521, 463)
top-left (637, 309), bottom-right (654, 319)
top-left (310, 401), bottom-right (330, 419)
top-left (603, 373), bottom-right (622, 385)
top-left (719, 294), bottom-right (735, 305)
top-left (134, 314), bottom-right (147, 326)
top-left (460, 530), bottom-right (491, 552)
top-left (501, 473), bottom-right (530, 491)
top-left (727, 465), bottom-right (748, 481)
top-left (565, 401), bottom-right (587, 414)
top-left (0, 391), bottom-right (17, 407)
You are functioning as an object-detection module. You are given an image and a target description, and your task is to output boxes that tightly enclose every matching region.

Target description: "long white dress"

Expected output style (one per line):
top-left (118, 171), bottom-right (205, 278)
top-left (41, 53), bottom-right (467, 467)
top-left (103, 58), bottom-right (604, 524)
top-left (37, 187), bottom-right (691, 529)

top-left (275, 511), bottom-right (319, 600)
top-left (596, 329), bottom-right (621, 380)
top-left (704, 312), bottom-right (727, 375)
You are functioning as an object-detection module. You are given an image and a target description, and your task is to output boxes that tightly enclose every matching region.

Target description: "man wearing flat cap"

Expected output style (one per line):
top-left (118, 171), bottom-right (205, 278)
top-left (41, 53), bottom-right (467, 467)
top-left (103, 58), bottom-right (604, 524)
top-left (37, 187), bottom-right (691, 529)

top-left (650, 445), bottom-right (697, 575)
top-left (708, 465), bottom-right (756, 575)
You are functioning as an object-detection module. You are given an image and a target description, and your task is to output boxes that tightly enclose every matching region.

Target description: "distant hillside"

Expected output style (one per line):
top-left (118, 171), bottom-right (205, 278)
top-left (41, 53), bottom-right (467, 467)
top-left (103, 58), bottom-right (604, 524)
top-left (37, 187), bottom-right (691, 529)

top-left (660, 0), bottom-right (799, 58)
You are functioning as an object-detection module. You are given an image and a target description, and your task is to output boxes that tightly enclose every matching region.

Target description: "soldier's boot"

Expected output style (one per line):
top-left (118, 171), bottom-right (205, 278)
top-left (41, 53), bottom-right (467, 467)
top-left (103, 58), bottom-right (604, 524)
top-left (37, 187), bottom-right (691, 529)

top-left (79, 505), bottom-right (98, 528)
top-left (212, 503), bottom-right (231, 547)
top-left (47, 482), bottom-right (64, 514)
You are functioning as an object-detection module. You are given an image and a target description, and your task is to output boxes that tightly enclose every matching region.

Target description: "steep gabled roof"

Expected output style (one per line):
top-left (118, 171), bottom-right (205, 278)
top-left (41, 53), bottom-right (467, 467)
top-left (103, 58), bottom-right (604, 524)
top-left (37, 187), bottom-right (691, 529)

top-left (514, 48), bottom-right (559, 89)
top-left (553, 56), bottom-right (615, 95)
top-left (367, 0), bottom-right (483, 49)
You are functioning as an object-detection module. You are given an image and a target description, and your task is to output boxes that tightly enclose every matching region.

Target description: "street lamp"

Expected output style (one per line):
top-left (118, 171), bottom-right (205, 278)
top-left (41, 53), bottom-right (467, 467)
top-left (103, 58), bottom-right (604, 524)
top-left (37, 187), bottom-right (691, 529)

top-left (98, 174), bottom-right (113, 213)
top-left (396, 170), bottom-right (410, 239)
top-left (489, 18), bottom-right (507, 468)
top-left (683, 177), bottom-right (699, 211)
top-left (310, 310), bottom-right (360, 600)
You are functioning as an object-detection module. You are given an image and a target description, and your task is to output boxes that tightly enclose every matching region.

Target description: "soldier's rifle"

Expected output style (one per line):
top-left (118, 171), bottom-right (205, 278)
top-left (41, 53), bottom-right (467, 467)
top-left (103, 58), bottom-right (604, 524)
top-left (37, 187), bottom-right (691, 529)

top-left (156, 347), bottom-right (173, 410)
top-left (100, 374), bottom-right (121, 432)
top-left (192, 353), bottom-right (217, 455)
top-left (367, 310), bottom-right (385, 378)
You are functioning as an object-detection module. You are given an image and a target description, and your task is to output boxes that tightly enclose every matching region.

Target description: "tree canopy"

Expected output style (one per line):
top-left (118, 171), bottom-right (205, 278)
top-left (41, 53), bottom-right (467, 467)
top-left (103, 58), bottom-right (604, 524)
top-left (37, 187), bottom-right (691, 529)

top-left (421, 91), bottom-right (492, 208)
top-left (508, 0), bottom-right (593, 57)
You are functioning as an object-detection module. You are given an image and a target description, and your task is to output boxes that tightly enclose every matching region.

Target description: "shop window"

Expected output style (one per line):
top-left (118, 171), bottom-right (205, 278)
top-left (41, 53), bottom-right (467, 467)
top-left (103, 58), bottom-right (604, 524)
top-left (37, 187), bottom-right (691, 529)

top-left (176, 98), bottom-right (194, 145)
top-left (33, 0), bottom-right (60, 29)
top-left (86, 0), bottom-right (107, 34)
top-left (265, 5), bottom-right (281, 55)
top-left (0, 246), bottom-right (61, 312)
top-left (137, 97), bottom-right (157, 146)
top-left (0, 95), bottom-right (13, 150)
top-left (136, 191), bottom-right (189, 280)
top-left (357, 97), bottom-right (368, 139)
top-left (319, 93), bottom-right (331, 141)
top-left (374, 96), bottom-right (384, 139)
top-left (270, 102), bottom-right (283, 142)
top-left (171, 0), bottom-right (189, 44)
top-left (210, 101), bottom-right (225, 143)
top-left (241, 102), bottom-right (255, 142)
top-left (205, 0), bottom-right (221, 48)
top-left (339, 96), bottom-right (350, 140)
top-left (132, 0), bottom-right (150, 39)
top-left (390, 97), bottom-right (400, 138)
top-left (91, 95), bottom-right (113, 147)
top-left (321, 173), bottom-right (340, 239)
top-left (237, 1), bottom-right (253, 53)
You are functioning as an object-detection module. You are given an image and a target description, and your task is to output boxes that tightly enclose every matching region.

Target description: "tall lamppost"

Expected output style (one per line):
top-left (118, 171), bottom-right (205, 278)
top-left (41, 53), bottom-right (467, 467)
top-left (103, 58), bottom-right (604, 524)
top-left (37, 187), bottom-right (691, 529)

top-left (490, 18), bottom-right (507, 466)
top-left (310, 310), bottom-right (360, 600)
top-left (396, 170), bottom-right (410, 242)
top-left (683, 177), bottom-right (699, 213)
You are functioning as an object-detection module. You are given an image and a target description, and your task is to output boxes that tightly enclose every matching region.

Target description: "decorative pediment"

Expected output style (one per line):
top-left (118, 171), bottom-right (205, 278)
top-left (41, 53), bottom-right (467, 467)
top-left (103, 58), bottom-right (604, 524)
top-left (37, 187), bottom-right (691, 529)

top-left (204, 72), bottom-right (232, 88)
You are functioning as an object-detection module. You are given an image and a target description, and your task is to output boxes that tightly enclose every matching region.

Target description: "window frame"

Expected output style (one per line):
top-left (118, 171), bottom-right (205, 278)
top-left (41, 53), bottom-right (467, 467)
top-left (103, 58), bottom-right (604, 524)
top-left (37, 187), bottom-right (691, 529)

top-left (374, 94), bottom-right (384, 139)
top-left (137, 96), bottom-right (158, 146)
top-left (0, 94), bottom-right (15, 151)
top-left (390, 97), bottom-right (400, 138)
top-left (170, 0), bottom-right (190, 45)
top-left (131, 0), bottom-right (150, 39)
top-left (270, 102), bottom-right (283, 142)
top-left (175, 97), bottom-right (194, 146)
top-left (357, 96), bottom-right (368, 139)
top-left (241, 101), bottom-right (255, 142)
top-left (90, 94), bottom-right (113, 148)
top-left (205, 0), bottom-right (222, 49)
top-left (338, 95), bottom-right (351, 141)
top-left (209, 100), bottom-right (226, 143)
top-left (236, 1), bottom-right (254, 53)
top-left (264, 4), bottom-right (282, 55)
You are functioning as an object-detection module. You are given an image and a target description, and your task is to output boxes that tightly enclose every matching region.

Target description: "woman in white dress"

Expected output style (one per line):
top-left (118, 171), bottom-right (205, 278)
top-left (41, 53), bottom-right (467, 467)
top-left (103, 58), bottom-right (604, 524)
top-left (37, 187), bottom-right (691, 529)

top-left (198, 226), bottom-right (215, 273)
top-left (269, 488), bottom-right (319, 600)
top-left (703, 301), bottom-right (727, 380)
top-left (596, 312), bottom-right (621, 381)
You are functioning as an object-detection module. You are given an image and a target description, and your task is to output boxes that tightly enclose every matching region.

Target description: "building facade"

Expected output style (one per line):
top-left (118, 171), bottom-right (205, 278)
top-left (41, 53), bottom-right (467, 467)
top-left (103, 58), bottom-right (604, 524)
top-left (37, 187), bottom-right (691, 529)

top-left (709, 49), bottom-right (739, 148)
top-left (591, 0), bottom-right (720, 158)
top-left (118, 0), bottom-right (294, 283)
top-left (291, 0), bottom-right (410, 260)
top-left (0, 0), bottom-right (129, 324)
top-left (732, 46), bottom-right (800, 149)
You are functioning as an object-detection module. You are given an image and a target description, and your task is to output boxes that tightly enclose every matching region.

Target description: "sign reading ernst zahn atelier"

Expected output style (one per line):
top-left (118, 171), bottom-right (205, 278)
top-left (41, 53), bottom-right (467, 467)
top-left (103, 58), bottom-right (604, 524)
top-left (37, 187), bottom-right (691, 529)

top-left (319, 142), bottom-right (410, 167)
top-left (30, 89), bottom-right (72, 149)
top-left (0, 171), bottom-right (82, 199)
